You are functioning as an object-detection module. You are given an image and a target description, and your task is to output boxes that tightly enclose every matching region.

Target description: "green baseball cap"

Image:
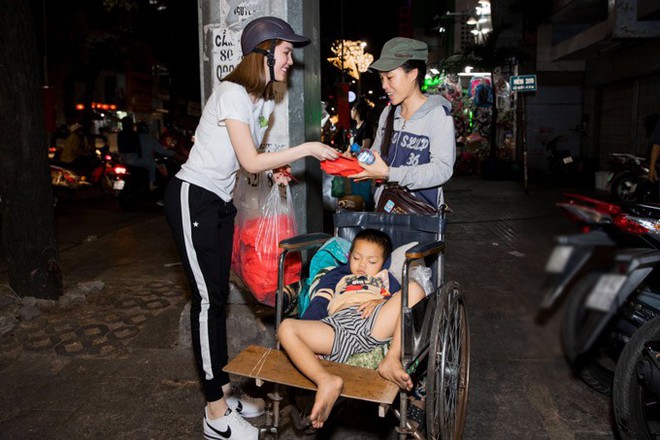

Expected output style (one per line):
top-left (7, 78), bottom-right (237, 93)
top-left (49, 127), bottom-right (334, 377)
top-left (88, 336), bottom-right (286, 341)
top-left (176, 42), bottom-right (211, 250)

top-left (369, 37), bottom-right (428, 72)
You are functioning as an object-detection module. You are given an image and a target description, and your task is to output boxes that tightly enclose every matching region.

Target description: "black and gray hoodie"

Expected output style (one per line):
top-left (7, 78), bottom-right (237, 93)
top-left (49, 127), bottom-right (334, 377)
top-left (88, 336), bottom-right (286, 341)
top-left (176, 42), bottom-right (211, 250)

top-left (372, 94), bottom-right (456, 208)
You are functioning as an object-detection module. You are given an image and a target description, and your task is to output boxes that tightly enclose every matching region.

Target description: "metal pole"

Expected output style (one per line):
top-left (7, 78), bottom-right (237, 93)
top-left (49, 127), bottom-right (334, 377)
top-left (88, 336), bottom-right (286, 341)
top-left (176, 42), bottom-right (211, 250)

top-left (522, 93), bottom-right (529, 194)
top-left (340, 0), bottom-right (344, 83)
top-left (42, 0), bottom-right (48, 85)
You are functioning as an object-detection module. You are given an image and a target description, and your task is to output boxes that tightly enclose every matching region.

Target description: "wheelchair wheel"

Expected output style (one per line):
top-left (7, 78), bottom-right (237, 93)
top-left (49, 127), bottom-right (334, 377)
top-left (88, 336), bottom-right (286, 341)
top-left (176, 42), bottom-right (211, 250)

top-left (426, 281), bottom-right (470, 440)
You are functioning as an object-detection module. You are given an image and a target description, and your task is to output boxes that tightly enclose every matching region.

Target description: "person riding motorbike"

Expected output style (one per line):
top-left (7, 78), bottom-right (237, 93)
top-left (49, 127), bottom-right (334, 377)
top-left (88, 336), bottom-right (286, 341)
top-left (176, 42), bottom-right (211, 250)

top-left (118, 117), bottom-right (174, 191)
top-left (136, 121), bottom-right (176, 190)
top-left (59, 122), bottom-right (93, 175)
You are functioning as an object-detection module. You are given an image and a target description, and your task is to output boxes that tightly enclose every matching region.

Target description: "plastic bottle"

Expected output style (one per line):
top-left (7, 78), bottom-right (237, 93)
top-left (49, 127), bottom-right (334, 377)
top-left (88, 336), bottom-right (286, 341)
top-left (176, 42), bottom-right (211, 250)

top-left (350, 143), bottom-right (375, 165)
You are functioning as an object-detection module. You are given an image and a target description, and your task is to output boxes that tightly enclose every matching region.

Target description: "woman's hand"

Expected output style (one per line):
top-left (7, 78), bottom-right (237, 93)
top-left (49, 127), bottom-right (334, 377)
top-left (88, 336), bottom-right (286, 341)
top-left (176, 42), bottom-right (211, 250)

top-left (273, 166), bottom-right (293, 186)
top-left (357, 299), bottom-right (386, 319)
top-left (305, 142), bottom-right (339, 161)
top-left (349, 150), bottom-right (389, 181)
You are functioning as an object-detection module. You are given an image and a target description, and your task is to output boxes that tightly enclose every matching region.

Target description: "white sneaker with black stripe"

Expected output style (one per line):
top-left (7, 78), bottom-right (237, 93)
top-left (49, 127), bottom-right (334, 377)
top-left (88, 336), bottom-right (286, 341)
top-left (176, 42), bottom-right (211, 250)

top-left (203, 407), bottom-right (258, 440)
top-left (225, 391), bottom-right (266, 418)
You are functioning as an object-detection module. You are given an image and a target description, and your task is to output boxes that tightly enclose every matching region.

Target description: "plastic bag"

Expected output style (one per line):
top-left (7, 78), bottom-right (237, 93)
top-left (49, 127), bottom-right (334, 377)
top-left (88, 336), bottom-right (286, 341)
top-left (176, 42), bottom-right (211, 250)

top-left (411, 265), bottom-right (434, 296)
top-left (232, 173), bottom-right (301, 306)
top-left (331, 176), bottom-right (346, 198)
top-left (232, 170), bottom-right (270, 276)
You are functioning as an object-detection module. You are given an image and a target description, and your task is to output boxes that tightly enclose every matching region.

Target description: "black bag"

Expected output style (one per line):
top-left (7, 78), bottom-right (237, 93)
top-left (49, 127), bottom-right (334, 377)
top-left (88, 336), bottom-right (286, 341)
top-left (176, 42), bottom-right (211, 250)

top-left (375, 184), bottom-right (437, 215)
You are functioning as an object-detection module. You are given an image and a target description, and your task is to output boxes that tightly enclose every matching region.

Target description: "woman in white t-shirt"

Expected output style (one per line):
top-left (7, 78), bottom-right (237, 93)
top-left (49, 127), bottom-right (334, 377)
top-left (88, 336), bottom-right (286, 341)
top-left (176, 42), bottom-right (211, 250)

top-left (163, 16), bottom-right (338, 439)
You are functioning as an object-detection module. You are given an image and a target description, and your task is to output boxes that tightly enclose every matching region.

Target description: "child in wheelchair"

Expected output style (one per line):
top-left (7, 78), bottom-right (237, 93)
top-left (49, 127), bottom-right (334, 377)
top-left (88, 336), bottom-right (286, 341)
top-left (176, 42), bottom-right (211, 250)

top-left (277, 228), bottom-right (426, 429)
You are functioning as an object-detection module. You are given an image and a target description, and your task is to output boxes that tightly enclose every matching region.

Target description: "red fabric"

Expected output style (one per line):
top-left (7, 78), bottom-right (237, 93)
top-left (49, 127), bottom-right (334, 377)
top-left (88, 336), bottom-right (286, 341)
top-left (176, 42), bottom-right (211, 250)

top-left (232, 215), bottom-right (301, 306)
top-left (320, 156), bottom-right (364, 177)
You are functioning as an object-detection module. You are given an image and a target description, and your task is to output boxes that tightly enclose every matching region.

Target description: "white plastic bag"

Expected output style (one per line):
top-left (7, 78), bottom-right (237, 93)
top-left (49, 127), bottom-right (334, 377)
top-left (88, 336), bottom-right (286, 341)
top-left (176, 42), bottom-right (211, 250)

top-left (232, 175), bottom-right (301, 306)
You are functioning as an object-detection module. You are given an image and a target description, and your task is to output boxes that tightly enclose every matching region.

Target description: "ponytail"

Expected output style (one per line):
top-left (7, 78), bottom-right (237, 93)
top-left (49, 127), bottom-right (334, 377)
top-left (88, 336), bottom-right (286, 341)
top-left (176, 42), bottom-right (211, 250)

top-left (380, 104), bottom-right (397, 159)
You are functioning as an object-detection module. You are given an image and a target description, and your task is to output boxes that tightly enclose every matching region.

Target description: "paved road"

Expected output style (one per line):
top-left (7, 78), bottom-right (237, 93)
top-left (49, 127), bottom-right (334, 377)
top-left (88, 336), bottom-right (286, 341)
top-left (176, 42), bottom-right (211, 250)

top-left (0, 176), bottom-right (616, 439)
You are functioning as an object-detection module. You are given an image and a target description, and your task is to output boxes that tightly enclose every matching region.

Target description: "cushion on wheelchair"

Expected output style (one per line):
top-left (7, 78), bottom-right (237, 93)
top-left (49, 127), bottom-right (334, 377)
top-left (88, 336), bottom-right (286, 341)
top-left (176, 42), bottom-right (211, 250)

top-left (345, 343), bottom-right (387, 369)
top-left (296, 237), bottom-right (351, 317)
top-left (389, 241), bottom-right (433, 296)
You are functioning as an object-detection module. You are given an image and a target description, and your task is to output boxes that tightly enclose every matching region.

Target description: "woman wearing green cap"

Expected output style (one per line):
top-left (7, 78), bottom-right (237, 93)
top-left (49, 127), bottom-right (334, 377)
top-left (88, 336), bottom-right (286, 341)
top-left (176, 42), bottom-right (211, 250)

top-left (164, 16), bottom-right (338, 440)
top-left (349, 36), bottom-right (456, 389)
top-left (350, 37), bottom-right (456, 211)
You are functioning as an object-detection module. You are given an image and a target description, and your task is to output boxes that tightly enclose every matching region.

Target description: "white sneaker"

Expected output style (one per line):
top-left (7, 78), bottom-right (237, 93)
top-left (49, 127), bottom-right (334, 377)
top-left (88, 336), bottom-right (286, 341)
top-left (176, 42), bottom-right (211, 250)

top-left (203, 407), bottom-right (258, 440)
top-left (225, 391), bottom-right (266, 418)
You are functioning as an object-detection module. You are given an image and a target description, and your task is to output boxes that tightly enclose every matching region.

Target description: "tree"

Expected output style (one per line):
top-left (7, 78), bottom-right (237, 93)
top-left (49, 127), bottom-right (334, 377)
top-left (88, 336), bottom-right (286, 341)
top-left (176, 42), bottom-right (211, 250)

top-left (0, 0), bottom-right (63, 299)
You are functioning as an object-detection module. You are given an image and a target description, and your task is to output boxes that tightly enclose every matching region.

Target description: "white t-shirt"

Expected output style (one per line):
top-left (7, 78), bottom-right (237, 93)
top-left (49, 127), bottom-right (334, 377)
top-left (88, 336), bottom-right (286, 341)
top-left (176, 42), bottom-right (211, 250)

top-left (177, 81), bottom-right (275, 202)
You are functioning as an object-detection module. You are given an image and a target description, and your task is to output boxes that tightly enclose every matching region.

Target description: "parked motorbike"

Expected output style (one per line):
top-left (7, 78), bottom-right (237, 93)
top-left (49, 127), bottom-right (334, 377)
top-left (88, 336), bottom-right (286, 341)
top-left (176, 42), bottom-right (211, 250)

top-left (541, 193), bottom-right (660, 394)
top-left (613, 315), bottom-right (660, 439)
top-left (545, 136), bottom-right (575, 176)
top-left (607, 152), bottom-right (655, 204)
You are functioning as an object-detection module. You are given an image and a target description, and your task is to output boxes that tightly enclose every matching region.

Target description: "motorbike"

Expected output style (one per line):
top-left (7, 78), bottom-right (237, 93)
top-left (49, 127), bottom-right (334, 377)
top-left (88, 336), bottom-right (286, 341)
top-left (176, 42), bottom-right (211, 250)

top-left (49, 144), bottom-right (122, 196)
top-left (607, 152), bottom-right (655, 204)
top-left (540, 192), bottom-right (660, 394)
top-left (613, 315), bottom-right (660, 439)
top-left (85, 147), bottom-right (123, 194)
top-left (50, 163), bottom-right (91, 206)
top-left (114, 155), bottom-right (179, 211)
top-left (545, 136), bottom-right (576, 176)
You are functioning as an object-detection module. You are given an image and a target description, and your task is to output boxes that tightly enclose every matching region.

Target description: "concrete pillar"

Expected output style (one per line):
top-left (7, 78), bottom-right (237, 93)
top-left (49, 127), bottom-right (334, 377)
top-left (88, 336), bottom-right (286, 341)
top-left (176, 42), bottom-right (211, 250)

top-left (197, 0), bottom-right (323, 234)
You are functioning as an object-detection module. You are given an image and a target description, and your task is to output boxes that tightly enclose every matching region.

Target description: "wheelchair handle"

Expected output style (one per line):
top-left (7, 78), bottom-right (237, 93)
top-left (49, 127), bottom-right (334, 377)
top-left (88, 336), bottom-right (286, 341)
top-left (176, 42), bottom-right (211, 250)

top-left (405, 240), bottom-right (445, 259)
top-left (278, 232), bottom-right (332, 251)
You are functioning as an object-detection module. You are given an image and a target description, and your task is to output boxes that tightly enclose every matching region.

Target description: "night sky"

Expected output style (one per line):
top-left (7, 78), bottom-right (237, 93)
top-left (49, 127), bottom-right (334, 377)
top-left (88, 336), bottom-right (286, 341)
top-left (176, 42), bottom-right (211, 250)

top-left (319, 0), bottom-right (406, 100)
top-left (39, 1), bottom-right (410, 114)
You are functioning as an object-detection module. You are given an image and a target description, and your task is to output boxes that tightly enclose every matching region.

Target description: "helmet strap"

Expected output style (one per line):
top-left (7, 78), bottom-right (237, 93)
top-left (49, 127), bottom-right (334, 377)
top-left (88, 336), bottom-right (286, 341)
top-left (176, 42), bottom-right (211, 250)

top-left (253, 39), bottom-right (277, 82)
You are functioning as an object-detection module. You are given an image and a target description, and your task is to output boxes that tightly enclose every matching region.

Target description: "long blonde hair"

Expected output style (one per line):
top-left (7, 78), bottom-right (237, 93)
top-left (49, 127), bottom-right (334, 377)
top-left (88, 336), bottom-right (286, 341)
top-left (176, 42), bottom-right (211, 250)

top-left (223, 40), bottom-right (278, 100)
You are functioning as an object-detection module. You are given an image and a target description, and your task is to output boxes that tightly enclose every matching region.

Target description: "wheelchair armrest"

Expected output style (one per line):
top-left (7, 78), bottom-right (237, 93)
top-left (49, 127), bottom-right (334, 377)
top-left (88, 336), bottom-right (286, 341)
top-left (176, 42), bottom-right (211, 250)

top-left (405, 240), bottom-right (445, 259)
top-left (279, 232), bottom-right (332, 251)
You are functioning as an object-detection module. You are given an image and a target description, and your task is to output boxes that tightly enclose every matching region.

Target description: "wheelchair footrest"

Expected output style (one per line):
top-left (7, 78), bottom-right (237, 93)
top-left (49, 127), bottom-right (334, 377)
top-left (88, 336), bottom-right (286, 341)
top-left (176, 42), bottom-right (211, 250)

top-left (224, 345), bottom-right (399, 405)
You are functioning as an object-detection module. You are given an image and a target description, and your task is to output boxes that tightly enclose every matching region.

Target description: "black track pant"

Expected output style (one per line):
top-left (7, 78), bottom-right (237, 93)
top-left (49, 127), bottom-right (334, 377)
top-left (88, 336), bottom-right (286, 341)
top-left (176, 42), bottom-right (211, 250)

top-left (164, 177), bottom-right (236, 402)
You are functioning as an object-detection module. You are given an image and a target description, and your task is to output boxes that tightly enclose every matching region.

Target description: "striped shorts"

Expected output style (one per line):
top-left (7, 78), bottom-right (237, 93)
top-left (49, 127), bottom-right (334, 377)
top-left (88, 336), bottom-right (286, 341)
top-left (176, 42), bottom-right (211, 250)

top-left (321, 303), bottom-right (390, 363)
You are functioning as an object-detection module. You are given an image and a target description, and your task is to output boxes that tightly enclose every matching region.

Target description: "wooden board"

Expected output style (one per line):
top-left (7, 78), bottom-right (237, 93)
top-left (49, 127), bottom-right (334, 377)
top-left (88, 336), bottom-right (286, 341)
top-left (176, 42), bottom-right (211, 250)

top-left (224, 345), bottom-right (399, 405)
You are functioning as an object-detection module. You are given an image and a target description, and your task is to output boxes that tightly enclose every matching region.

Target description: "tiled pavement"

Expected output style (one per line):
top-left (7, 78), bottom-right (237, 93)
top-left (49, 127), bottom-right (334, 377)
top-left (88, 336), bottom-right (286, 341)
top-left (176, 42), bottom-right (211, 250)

top-left (0, 176), bottom-right (616, 439)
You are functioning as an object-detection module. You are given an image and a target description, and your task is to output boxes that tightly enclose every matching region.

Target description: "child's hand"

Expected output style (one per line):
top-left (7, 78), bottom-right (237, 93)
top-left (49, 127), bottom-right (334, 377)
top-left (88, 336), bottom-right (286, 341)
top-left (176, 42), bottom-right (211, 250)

top-left (357, 299), bottom-right (385, 319)
top-left (341, 146), bottom-right (353, 158)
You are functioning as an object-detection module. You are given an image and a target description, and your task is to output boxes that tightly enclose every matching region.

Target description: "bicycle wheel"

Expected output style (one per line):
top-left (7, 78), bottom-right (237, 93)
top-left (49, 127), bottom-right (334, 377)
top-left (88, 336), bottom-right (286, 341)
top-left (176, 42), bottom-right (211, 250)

top-left (426, 281), bottom-right (470, 440)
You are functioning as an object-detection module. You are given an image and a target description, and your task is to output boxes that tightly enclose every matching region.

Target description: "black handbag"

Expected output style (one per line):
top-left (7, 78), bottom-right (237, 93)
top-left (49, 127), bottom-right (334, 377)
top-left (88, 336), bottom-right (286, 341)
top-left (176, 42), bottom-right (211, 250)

top-left (375, 184), bottom-right (437, 215)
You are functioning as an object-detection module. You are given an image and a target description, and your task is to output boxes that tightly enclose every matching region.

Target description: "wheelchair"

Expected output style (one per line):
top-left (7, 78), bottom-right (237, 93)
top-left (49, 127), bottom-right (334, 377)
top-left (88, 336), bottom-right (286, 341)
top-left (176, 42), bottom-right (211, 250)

top-left (225, 208), bottom-right (470, 439)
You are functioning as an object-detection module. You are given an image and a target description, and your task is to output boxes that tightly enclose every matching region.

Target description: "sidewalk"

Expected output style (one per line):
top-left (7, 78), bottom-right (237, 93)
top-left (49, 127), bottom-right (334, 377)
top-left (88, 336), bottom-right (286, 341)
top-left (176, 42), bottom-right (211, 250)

top-left (0, 176), bottom-right (615, 439)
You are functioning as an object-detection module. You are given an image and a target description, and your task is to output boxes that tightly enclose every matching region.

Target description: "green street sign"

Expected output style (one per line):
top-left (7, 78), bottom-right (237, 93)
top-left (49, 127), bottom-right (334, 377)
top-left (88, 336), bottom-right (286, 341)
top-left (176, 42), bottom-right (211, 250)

top-left (510, 74), bottom-right (537, 92)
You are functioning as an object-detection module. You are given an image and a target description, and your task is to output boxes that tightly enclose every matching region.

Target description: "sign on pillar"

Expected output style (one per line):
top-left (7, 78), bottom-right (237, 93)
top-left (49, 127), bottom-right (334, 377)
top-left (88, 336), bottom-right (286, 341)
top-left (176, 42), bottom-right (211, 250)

top-left (510, 74), bottom-right (537, 92)
top-left (205, 2), bottom-right (269, 91)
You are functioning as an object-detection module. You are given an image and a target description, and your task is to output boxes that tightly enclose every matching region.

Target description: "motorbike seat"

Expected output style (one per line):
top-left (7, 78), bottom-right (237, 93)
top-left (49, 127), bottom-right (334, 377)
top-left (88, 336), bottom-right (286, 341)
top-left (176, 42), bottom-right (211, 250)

top-left (625, 202), bottom-right (660, 219)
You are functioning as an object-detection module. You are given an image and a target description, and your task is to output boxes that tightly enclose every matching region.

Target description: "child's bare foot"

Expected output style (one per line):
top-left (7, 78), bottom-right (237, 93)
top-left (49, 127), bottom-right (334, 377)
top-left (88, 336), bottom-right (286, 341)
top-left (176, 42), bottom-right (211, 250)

top-left (310, 374), bottom-right (343, 429)
top-left (378, 355), bottom-right (413, 390)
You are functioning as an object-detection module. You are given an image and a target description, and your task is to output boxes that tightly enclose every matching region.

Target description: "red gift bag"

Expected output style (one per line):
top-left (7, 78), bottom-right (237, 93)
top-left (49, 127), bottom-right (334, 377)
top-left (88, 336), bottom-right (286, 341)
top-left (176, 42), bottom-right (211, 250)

top-left (320, 156), bottom-right (364, 177)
